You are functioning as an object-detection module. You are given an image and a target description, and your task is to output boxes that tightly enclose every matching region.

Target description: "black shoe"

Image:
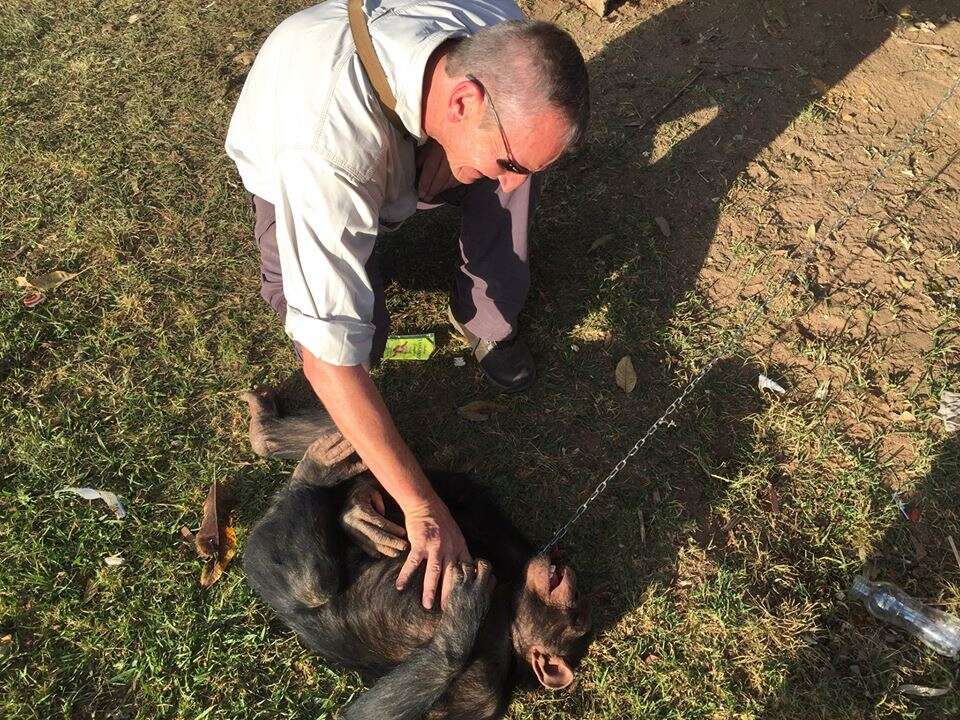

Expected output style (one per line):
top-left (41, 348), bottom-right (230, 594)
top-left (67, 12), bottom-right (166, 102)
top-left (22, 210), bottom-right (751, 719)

top-left (447, 307), bottom-right (536, 393)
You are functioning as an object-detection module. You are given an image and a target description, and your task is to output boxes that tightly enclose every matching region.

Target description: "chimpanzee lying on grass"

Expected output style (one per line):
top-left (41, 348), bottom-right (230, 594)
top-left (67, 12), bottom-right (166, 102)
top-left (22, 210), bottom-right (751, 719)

top-left (243, 386), bottom-right (592, 720)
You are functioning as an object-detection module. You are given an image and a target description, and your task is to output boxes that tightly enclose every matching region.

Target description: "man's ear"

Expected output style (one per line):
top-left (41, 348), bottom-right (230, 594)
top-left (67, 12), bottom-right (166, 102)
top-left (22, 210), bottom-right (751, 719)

top-left (530, 648), bottom-right (575, 690)
top-left (446, 79), bottom-right (482, 124)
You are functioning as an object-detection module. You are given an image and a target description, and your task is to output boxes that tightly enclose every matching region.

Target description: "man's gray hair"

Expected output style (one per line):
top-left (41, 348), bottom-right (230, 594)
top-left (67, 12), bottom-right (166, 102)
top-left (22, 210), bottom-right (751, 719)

top-left (444, 20), bottom-right (590, 148)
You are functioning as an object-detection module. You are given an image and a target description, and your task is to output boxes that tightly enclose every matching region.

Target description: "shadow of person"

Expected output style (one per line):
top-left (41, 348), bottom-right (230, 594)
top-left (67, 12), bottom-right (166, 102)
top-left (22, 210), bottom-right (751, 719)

top-left (380, 0), bottom-right (959, 431)
top-left (379, 0), bottom-right (957, 604)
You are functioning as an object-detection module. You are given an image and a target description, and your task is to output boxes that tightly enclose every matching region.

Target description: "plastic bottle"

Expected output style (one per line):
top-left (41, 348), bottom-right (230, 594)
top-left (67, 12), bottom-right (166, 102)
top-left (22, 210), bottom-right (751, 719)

top-left (850, 575), bottom-right (960, 658)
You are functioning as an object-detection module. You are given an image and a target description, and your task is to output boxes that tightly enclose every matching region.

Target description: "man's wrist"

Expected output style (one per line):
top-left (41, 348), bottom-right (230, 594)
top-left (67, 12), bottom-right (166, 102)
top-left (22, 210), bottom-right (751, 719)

top-left (390, 475), bottom-right (440, 514)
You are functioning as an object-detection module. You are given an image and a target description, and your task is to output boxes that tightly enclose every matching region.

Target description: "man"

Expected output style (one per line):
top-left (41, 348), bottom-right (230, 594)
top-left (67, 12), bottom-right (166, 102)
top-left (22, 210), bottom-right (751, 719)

top-left (226, 0), bottom-right (588, 612)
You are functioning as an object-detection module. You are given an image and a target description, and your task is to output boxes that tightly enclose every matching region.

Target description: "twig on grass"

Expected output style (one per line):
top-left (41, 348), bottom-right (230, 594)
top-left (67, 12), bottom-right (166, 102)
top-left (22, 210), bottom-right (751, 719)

top-left (895, 38), bottom-right (959, 57)
top-left (948, 536), bottom-right (960, 571)
top-left (626, 68), bottom-right (705, 130)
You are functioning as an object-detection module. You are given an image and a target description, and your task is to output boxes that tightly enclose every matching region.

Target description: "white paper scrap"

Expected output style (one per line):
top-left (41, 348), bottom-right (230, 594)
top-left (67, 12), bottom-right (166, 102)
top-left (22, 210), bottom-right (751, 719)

top-left (758, 374), bottom-right (786, 395)
top-left (56, 487), bottom-right (127, 519)
top-left (938, 391), bottom-right (960, 433)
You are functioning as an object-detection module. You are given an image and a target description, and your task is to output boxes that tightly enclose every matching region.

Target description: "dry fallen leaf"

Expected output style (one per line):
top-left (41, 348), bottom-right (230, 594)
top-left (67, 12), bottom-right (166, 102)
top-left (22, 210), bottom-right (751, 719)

top-left (17, 269), bottom-right (80, 292)
top-left (896, 275), bottom-right (915, 290)
top-left (588, 234), bottom-right (614, 253)
top-left (234, 50), bottom-right (256, 67)
top-left (653, 216), bottom-right (671, 238)
top-left (615, 356), bottom-right (637, 394)
top-left (196, 482), bottom-right (223, 559)
top-left (768, 485), bottom-right (781, 514)
top-left (897, 684), bottom-right (950, 698)
top-left (200, 526), bottom-right (237, 588)
top-left (457, 400), bottom-right (508, 422)
top-left (195, 481), bottom-right (237, 588)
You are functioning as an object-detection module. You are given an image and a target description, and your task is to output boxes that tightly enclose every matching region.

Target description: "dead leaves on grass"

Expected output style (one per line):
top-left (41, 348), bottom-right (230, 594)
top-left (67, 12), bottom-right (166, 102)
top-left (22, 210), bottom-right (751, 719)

top-left (458, 400), bottom-right (507, 422)
top-left (181, 481), bottom-right (237, 589)
top-left (16, 268), bottom-right (86, 308)
top-left (653, 216), bottom-right (671, 238)
top-left (615, 356), bottom-right (637, 394)
top-left (233, 50), bottom-right (256, 67)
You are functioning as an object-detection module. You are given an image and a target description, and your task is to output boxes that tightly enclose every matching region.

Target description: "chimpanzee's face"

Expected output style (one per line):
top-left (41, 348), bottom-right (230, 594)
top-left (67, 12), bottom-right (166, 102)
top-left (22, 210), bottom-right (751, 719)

top-left (512, 553), bottom-right (592, 690)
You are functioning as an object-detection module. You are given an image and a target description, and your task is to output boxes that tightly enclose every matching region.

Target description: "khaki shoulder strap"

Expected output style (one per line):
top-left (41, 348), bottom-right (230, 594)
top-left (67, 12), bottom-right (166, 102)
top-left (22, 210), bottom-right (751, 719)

top-left (347, 0), bottom-right (407, 135)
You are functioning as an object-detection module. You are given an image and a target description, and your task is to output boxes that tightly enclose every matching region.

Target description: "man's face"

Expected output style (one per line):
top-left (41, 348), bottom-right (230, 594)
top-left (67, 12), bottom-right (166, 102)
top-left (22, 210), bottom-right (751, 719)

top-left (440, 80), bottom-right (570, 193)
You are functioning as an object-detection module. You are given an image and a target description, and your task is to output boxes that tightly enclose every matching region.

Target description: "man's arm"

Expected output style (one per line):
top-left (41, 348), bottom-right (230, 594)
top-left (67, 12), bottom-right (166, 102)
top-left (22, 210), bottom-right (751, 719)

top-left (303, 348), bottom-right (470, 610)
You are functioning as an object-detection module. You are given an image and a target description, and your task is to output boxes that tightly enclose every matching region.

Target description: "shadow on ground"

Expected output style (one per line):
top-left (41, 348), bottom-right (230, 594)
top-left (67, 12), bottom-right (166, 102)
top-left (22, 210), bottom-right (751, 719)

top-left (763, 436), bottom-right (960, 719)
top-left (243, 0), bottom-right (958, 715)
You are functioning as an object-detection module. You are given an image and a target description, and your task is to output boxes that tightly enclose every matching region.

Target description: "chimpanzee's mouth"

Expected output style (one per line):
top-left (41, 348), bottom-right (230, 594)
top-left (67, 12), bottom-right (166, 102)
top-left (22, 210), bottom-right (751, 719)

top-left (548, 562), bottom-right (564, 592)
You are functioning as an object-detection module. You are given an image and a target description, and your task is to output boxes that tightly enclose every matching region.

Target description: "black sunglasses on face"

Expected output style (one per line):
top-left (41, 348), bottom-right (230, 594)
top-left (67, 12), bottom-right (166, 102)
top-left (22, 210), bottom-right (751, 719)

top-left (465, 74), bottom-right (532, 176)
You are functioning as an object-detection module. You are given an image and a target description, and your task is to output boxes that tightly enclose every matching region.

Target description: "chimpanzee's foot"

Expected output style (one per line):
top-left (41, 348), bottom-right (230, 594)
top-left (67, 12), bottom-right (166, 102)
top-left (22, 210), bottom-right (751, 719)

top-left (447, 306), bottom-right (536, 393)
top-left (274, 368), bottom-right (323, 415)
top-left (243, 384), bottom-right (343, 460)
top-left (433, 559), bottom-right (496, 660)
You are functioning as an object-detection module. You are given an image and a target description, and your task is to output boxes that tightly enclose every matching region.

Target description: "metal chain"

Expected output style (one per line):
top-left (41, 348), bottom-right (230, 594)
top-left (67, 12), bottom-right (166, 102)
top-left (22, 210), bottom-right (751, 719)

top-left (541, 72), bottom-right (960, 554)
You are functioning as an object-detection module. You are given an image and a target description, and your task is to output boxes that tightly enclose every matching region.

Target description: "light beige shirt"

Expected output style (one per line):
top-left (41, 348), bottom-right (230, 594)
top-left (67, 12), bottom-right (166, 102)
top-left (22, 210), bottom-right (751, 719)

top-left (225, 0), bottom-right (523, 364)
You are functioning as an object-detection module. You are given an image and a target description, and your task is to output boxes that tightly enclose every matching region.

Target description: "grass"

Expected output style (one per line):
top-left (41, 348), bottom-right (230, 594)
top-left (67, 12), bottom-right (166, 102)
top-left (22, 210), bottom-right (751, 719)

top-left (3, 1), bottom-right (960, 719)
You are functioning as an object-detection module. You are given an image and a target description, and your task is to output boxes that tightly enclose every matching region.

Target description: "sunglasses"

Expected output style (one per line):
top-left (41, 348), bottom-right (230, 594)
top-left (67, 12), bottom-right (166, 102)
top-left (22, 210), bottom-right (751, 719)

top-left (465, 74), bottom-right (532, 176)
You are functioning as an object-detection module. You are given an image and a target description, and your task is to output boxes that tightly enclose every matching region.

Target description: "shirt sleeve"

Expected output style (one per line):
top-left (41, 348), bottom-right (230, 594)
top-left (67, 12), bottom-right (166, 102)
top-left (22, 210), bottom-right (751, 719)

top-left (273, 147), bottom-right (384, 366)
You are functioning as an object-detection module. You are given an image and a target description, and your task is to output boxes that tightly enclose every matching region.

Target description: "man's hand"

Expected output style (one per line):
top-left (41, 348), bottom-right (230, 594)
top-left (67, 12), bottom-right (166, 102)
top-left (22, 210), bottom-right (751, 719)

top-left (300, 351), bottom-right (472, 611)
top-left (396, 495), bottom-right (472, 611)
top-left (340, 477), bottom-right (408, 558)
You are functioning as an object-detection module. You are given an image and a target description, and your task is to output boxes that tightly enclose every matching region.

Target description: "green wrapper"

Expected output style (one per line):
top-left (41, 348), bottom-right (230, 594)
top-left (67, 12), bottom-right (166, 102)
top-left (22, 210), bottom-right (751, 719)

top-left (383, 333), bottom-right (436, 361)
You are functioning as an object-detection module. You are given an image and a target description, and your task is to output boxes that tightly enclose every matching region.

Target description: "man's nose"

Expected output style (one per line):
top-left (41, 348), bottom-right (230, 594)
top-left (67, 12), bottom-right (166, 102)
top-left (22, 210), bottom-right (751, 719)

top-left (498, 173), bottom-right (527, 194)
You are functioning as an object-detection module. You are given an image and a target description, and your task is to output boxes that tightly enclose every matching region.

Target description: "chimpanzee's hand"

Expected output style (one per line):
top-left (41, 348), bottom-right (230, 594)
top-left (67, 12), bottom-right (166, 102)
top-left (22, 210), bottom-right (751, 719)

top-left (305, 430), bottom-right (366, 473)
top-left (291, 432), bottom-right (367, 486)
top-left (396, 496), bottom-right (472, 611)
top-left (433, 559), bottom-right (496, 661)
top-left (339, 477), bottom-right (409, 558)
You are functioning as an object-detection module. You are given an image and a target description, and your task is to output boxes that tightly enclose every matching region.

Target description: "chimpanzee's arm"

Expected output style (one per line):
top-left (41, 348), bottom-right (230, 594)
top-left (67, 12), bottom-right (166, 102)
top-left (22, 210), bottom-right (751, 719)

top-left (341, 560), bottom-right (496, 720)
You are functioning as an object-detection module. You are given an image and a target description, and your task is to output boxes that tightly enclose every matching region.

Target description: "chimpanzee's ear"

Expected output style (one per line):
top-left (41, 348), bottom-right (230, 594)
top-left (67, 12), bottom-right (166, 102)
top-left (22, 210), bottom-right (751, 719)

top-left (530, 648), bottom-right (575, 690)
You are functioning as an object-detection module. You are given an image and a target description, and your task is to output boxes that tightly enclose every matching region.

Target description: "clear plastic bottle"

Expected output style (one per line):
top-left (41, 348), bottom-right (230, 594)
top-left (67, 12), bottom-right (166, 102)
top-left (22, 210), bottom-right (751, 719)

top-left (850, 575), bottom-right (960, 658)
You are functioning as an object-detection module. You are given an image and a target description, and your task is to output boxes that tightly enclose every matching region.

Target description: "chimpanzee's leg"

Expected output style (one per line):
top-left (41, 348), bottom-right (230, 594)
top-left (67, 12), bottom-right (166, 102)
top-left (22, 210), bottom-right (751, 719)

top-left (243, 477), bottom-right (346, 618)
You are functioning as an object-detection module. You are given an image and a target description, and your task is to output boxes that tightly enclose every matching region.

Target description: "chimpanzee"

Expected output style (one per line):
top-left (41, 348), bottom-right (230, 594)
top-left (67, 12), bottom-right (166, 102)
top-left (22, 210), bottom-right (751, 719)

top-left (242, 386), bottom-right (592, 720)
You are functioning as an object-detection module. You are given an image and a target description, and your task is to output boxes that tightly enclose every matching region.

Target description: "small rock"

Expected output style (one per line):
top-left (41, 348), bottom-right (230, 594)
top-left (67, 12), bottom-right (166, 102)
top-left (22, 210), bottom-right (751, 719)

top-left (746, 162), bottom-right (769, 181)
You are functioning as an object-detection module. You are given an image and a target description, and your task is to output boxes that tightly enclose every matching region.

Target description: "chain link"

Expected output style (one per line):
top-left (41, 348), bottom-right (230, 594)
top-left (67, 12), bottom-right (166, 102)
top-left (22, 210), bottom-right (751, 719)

top-left (540, 72), bottom-right (960, 555)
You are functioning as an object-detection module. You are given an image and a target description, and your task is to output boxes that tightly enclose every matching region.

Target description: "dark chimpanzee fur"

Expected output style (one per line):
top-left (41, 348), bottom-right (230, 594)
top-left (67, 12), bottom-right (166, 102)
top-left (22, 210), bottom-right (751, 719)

top-left (243, 394), bottom-right (592, 720)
